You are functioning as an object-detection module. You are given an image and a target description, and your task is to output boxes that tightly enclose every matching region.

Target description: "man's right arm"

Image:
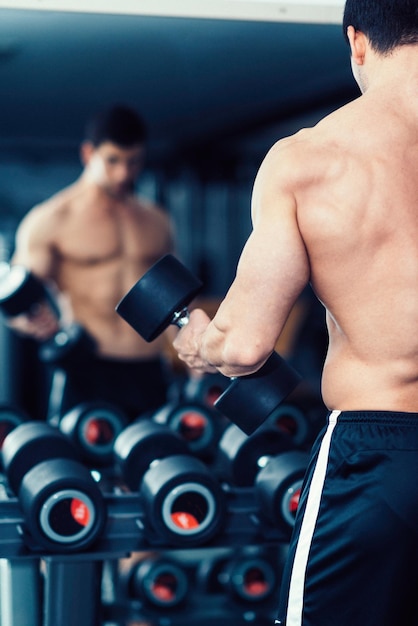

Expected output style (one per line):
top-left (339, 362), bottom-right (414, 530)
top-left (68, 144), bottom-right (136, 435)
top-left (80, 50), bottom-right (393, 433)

top-left (5, 205), bottom-right (61, 340)
top-left (173, 137), bottom-right (311, 378)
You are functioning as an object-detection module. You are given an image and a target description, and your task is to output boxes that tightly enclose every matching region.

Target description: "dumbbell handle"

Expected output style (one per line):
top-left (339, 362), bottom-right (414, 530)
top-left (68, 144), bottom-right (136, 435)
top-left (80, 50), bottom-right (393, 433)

top-left (172, 307), bottom-right (190, 329)
top-left (171, 307), bottom-right (246, 387)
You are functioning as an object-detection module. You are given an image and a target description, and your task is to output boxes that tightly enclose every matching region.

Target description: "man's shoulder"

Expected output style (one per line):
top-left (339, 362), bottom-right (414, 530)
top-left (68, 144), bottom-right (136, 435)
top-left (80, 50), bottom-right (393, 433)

top-left (265, 102), bottom-right (361, 180)
top-left (131, 195), bottom-right (172, 223)
top-left (30, 182), bottom-right (80, 216)
top-left (260, 127), bottom-right (337, 190)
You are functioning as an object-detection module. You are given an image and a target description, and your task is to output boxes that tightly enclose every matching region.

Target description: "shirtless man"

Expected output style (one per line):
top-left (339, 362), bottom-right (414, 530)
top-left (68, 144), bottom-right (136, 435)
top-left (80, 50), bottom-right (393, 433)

top-left (173, 1), bottom-right (418, 624)
top-left (10, 104), bottom-right (175, 420)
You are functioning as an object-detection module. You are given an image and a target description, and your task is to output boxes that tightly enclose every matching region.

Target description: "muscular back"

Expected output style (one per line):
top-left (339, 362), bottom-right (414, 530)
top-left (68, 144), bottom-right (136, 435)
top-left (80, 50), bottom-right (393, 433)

top-left (12, 180), bottom-right (174, 358)
top-left (294, 95), bottom-right (418, 411)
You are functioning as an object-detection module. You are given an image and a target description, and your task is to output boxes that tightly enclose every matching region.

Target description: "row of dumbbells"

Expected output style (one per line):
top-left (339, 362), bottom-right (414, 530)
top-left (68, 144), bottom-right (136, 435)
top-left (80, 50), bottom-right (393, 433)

top-left (104, 546), bottom-right (285, 625)
top-left (0, 401), bottom-right (312, 554)
top-left (0, 358), bottom-right (324, 467)
top-left (0, 386), bottom-right (319, 469)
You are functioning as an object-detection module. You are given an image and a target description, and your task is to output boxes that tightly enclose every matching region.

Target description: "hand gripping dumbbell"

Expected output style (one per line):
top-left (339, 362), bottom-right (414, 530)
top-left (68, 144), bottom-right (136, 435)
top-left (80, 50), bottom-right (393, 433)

top-left (217, 422), bottom-right (309, 533)
top-left (59, 402), bottom-right (127, 467)
top-left (113, 419), bottom-right (225, 547)
top-left (116, 254), bottom-right (302, 435)
top-left (1, 422), bottom-right (106, 552)
top-left (0, 265), bottom-right (96, 368)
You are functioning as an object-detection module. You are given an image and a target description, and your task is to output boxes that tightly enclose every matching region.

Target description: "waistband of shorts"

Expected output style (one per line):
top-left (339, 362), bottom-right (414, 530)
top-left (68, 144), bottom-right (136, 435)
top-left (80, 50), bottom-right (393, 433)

top-left (331, 410), bottom-right (418, 426)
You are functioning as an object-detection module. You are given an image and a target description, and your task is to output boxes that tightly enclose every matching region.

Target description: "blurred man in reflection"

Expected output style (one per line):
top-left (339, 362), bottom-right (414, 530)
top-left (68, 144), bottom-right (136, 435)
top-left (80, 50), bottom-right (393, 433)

top-left (9, 104), bottom-right (175, 421)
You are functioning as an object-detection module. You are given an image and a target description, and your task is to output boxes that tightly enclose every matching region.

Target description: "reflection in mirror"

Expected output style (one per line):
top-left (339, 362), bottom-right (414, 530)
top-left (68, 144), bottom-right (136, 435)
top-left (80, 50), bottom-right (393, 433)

top-left (0, 5), bottom-right (356, 292)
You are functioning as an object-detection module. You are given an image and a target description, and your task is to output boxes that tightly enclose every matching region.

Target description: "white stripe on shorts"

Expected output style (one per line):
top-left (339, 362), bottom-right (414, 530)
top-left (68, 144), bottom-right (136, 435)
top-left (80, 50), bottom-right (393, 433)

top-left (285, 409), bottom-right (340, 626)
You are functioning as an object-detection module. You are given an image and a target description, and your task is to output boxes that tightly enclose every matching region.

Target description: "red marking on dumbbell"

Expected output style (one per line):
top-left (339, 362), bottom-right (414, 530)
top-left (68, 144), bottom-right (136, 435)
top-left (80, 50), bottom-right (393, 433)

top-left (84, 417), bottom-right (114, 445)
top-left (288, 488), bottom-right (301, 516)
top-left (171, 510), bottom-right (200, 529)
top-left (152, 574), bottom-right (177, 602)
top-left (244, 568), bottom-right (270, 597)
top-left (179, 411), bottom-right (207, 441)
top-left (70, 498), bottom-right (90, 527)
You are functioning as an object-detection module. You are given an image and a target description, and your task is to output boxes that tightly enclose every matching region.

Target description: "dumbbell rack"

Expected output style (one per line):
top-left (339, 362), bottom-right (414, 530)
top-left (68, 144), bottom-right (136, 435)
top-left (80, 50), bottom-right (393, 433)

top-left (0, 477), bottom-right (290, 626)
top-left (0, 392), bottom-right (318, 625)
top-left (103, 541), bottom-right (287, 624)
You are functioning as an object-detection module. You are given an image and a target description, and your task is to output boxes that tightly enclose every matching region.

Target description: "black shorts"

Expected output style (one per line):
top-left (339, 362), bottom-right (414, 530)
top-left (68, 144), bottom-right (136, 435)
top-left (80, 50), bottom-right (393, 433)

top-left (276, 410), bottom-right (418, 626)
top-left (55, 355), bottom-right (171, 422)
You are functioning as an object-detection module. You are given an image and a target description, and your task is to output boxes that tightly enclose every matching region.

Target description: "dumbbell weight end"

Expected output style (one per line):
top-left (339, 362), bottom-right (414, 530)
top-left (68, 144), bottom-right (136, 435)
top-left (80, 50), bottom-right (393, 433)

top-left (214, 352), bottom-right (302, 436)
top-left (116, 255), bottom-right (202, 342)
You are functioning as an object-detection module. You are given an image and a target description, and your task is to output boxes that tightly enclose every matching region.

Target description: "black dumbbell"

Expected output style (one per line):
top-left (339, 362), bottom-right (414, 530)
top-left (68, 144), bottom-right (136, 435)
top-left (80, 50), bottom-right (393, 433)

top-left (182, 372), bottom-right (229, 408)
top-left (116, 254), bottom-right (302, 435)
top-left (0, 265), bottom-right (96, 367)
top-left (125, 554), bottom-right (189, 608)
top-left (217, 422), bottom-right (295, 487)
top-left (198, 548), bottom-right (278, 604)
top-left (255, 449), bottom-right (309, 533)
top-left (114, 419), bottom-right (225, 547)
top-left (59, 402), bottom-right (127, 467)
top-left (261, 402), bottom-right (311, 448)
top-left (217, 422), bottom-right (309, 533)
top-left (152, 400), bottom-right (226, 461)
top-left (1, 422), bottom-right (106, 552)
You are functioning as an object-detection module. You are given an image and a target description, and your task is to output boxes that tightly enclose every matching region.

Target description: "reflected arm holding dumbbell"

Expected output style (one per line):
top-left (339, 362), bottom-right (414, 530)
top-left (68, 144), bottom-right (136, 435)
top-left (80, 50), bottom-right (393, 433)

top-left (2, 201), bottom-right (67, 341)
top-left (6, 294), bottom-right (61, 341)
top-left (0, 264), bottom-right (96, 367)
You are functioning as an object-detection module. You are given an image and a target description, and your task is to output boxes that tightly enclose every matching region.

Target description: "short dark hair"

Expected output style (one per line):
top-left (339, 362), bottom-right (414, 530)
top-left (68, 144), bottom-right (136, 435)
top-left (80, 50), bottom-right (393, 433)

top-left (343, 0), bottom-right (418, 54)
top-left (84, 104), bottom-right (147, 147)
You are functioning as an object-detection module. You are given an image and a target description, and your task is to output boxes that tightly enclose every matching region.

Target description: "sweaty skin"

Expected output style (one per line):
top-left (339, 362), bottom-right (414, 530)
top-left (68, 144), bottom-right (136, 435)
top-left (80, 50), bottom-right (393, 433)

top-left (173, 27), bottom-right (418, 413)
top-left (10, 141), bottom-right (174, 358)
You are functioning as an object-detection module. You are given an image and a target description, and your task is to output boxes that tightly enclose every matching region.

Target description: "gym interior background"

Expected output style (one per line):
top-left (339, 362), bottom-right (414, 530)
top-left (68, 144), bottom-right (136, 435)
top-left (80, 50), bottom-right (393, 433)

top-left (0, 0), bottom-right (357, 414)
top-left (0, 2), bottom-right (354, 625)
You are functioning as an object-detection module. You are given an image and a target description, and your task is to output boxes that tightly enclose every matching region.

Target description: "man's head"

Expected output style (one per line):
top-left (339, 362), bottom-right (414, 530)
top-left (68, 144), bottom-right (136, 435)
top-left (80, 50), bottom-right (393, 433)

top-left (343, 0), bottom-right (418, 55)
top-left (81, 104), bottom-right (148, 198)
top-left (343, 0), bottom-right (418, 93)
